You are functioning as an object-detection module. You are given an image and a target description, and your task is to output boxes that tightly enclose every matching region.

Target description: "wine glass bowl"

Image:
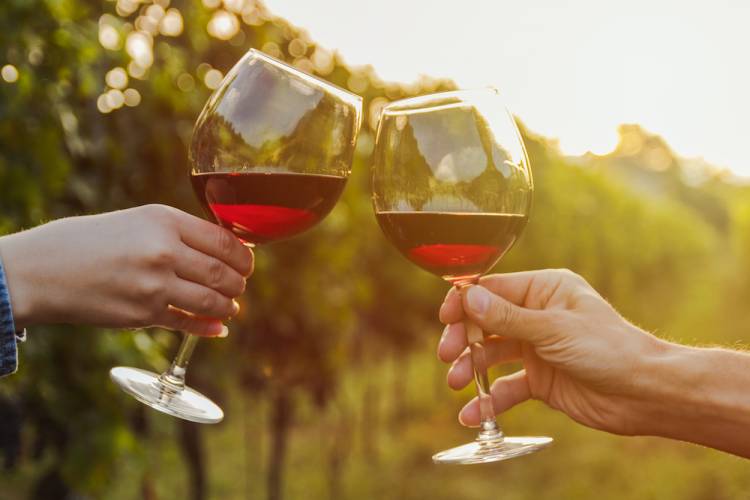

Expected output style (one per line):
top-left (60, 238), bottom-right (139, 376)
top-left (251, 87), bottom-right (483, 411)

top-left (373, 89), bottom-right (533, 285)
top-left (372, 88), bottom-right (551, 463)
top-left (110, 49), bottom-right (362, 423)
top-left (190, 49), bottom-right (361, 245)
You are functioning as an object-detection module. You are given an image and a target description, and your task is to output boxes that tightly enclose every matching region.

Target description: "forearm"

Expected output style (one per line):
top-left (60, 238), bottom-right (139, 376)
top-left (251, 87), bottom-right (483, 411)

top-left (636, 340), bottom-right (750, 457)
top-left (0, 230), bottom-right (41, 331)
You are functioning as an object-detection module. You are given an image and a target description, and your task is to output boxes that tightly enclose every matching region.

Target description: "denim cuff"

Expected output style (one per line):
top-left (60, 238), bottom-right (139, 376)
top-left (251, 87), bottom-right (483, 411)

top-left (0, 256), bottom-right (19, 377)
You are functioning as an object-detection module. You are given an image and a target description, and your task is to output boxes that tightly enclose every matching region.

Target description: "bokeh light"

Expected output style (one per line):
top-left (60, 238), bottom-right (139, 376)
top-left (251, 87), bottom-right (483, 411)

top-left (123, 88), bottom-right (142, 107)
top-left (202, 0), bottom-right (221, 8)
top-left (126, 31), bottom-right (154, 68)
top-left (204, 68), bottom-right (224, 89)
top-left (207, 10), bottom-right (240, 40)
top-left (145, 4), bottom-right (165, 22)
top-left (96, 94), bottom-right (111, 114)
top-left (223, 0), bottom-right (246, 13)
top-left (135, 15), bottom-right (159, 35)
top-left (261, 41), bottom-right (281, 59)
top-left (196, 62), bottom-right (213, 79)
top-left (292, 58), bottom-right (313, 74)
top-left (176, 73), bottom-right (196, 92)
top-left (106, 89), bottom-right (125, 109)
top-left (127, 61), bottom-right (148, 79)
top-left (116, 0), bottom-right (139, 17)
top-left (105, 67), bottom-right (129, 89)
top-left (311, 47), bottom-right (334, 75)
top-left (241, 8), bottom-right (263, 26)
top-left (288, 38), bottom-right (307, 58)
top-left (160, 9), bottom-right (184, 37)
top-left (98, 23), bottom-right (121, 50)
top-left (1, 64), bottom-right (19, 83)
top-left (347, 73), bottom-right (368, 94)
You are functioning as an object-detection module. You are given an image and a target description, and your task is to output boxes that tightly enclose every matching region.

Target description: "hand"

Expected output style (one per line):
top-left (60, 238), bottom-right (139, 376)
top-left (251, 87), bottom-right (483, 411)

top-left (0, 204), bottom-right (253, 337)
top-left (437, 269), bottom-right (666, 436)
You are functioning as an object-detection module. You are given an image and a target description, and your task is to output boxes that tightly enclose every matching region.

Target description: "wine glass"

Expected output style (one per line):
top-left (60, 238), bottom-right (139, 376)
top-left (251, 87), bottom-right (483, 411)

top-left (372, 88), bottom-right (552, 463)
top-left (110, 49), bottom-right (362, 423)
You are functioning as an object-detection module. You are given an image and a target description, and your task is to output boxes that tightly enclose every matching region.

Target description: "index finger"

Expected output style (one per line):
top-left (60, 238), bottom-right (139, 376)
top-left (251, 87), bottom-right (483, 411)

top-left (439, 286), bottom-right (464, 324)
top-left (175, 211), bottom-right (254, 276)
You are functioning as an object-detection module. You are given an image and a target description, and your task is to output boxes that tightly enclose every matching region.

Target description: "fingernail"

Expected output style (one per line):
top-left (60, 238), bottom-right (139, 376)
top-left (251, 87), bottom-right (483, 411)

top-left (466, 286), bottom-right (490, 315)
top-left (437, 325), bottom-right (450, 359)
top-left (439, 325), bottom-right (450, 345)
top-left (458, 404), bottom-right (471, 427)
top-left (232, 300), bottom-right (240, 315)
top-left (218, 325), bottom-right (229, 338)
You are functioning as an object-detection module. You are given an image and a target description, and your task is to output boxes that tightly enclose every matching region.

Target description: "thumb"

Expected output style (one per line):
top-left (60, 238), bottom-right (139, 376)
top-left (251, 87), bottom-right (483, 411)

top-left (462, 285), bottom-right (548, 343)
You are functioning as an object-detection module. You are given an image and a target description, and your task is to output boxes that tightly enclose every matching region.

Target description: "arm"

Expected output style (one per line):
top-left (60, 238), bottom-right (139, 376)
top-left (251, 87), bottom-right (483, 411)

top-left (437, 269), bottom-right (750, 458)
top-left (0, 204), bottom-right (253, 337)
top-left (636, 343), bottom-right (750, 457)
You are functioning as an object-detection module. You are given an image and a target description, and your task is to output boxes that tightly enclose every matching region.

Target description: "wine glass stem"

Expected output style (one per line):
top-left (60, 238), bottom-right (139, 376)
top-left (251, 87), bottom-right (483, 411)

top-left (459, 285), bottom-right (503, 442)
top-left (159, 333), bottom-right (200, 391)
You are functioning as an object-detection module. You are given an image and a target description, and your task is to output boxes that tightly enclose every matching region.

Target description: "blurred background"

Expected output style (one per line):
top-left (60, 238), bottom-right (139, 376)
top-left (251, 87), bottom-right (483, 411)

top-left (1, 0), bottom-right (750, 498)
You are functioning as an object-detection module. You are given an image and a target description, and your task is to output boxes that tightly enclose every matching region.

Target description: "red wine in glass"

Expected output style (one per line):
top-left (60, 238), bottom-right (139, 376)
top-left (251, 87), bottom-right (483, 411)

top-left (375, 211), bottom-right (527, 285)
top-left (191, 171), bottom-right (347, 245)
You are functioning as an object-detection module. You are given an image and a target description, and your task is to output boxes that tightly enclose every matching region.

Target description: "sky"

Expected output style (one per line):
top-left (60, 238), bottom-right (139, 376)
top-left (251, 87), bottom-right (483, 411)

top-left (271, 0), bottom-right (750, 176)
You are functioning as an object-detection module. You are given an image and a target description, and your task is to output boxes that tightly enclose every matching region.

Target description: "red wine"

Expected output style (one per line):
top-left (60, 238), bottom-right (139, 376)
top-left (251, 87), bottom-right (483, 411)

top-left (191, 171), bottom-right (347, 244)
top-left (375, 211), bottom-right (527, 284)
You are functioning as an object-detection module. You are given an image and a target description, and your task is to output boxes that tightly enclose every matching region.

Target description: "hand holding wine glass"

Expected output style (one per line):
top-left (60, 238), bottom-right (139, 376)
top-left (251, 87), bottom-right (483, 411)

top-left (438, 270), bottom-right (664, 434)
top-left (372, 88), bottom-right (551, 463)
top-left (0, 205), bottom-right (252, 335)
top-left (438, 270), bottom-right (750, 459)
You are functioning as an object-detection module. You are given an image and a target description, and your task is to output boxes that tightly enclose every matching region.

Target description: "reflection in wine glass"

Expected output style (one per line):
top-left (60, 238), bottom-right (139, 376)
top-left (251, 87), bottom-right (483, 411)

top-left (110, 49), bottom-right (362, 423)
top-left (372, 88), bottom-right (552, 464)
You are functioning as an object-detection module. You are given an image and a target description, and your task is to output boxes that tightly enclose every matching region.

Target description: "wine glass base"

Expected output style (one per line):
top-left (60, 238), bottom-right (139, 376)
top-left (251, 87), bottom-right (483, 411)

top-left (110, 367), bottom-right (223, 424)
top-left (432, 436), bottom-right (553, 465)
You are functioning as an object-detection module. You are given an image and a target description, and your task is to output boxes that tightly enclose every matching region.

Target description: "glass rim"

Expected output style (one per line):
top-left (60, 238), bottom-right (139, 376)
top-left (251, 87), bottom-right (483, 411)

top-left (380, 87), bottom-right (503, 116)
top-left (245, 48), bottom-right (363, 107)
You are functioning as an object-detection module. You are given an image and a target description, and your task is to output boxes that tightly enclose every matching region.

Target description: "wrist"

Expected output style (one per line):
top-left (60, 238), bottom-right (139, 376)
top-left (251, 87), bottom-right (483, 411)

top-left (0, 230), bottom-right (40, 330)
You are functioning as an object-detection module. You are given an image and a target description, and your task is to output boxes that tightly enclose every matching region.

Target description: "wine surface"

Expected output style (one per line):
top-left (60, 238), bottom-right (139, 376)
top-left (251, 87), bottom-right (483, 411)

top-left (191, 171), bottom-right (347, 244)
top-left (375, 211), bottom-right (528, 283)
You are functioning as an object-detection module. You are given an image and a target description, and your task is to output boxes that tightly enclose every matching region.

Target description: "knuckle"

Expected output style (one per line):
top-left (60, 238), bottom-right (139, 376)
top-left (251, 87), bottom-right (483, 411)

top-left (147, 240), bottom-right (176, 268)
top-left (138, 278), bottom-right (166, 303)
top-left (200, 290), bottom-right (218, 314)
top-left (502, 302), bottom-right (520, 334)
top-left (217, 228), bottom-right (234, 257)
top-left (490, 299), bottom-right (518, 334)
top-left (558, 268), bottom-right (584, 284)
top-left (208, 258), bottom-right (225, 288)
top-left (142, 204), bottom-right (175, 222)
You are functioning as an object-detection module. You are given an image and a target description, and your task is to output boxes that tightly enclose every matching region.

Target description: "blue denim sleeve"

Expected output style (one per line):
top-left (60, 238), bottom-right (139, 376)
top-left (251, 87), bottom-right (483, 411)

top-left (0, 257), bottom-right (19, 377)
